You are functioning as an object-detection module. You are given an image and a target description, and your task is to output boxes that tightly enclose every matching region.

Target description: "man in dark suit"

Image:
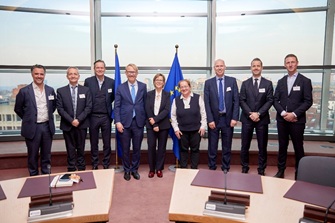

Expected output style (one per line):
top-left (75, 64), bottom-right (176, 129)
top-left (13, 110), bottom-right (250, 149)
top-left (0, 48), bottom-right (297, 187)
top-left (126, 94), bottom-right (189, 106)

top-left (273, 54), bottom-right (313, 179)
top-left (14, 64), bottom-right (56, 176)
top-left (84, 60), bottom-right (114, 170)
top-left (239, 58), bottom-right (274, 176)
top-left (204, 59), bottom-right (239, 171)
top-left (115, 63), bottom-right (147, 181)
top-left (57, 67), bottom-right (92, 171)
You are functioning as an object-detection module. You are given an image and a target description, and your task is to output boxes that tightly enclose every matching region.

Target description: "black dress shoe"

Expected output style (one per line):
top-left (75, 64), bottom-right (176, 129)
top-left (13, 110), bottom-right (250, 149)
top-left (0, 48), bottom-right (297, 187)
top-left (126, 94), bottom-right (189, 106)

top-left (242, 168), bottom-right (249, 174)
top-left (258, 171), bottom-right (265, 176)
top-left (103, 165), bottom-right (109, 169)
top-left (274, 170), bottom-right (285, 178)
top-left (131, 171), bottom-right (140, 180)
top-left (124, 172), bottom-right (131, 181)
top-left (92, 166), bottom-right (98, 170)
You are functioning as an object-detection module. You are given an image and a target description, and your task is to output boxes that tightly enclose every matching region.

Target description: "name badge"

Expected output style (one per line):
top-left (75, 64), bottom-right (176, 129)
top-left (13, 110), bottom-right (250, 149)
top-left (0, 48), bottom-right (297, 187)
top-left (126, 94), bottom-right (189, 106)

top-left (48, 95), bottom-right (55, 100)
top-left (226, 87), bottom-right (231, 92)
top-left (108, 88), bottom-right (112, 93)
top-left (79, 94), bottom-right (85, 99)
top-left (184, 104), bottom-right (190, 109)
top-left (259, 88), bottom-right (265, 93)
top-left (293, 86), bottom-right (300, 91)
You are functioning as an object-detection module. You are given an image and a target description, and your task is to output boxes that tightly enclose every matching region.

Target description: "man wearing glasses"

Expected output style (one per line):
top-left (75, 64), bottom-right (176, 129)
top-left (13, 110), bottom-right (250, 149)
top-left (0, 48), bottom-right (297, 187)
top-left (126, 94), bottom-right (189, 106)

top-left (114, 63), bottom-right (147, 181)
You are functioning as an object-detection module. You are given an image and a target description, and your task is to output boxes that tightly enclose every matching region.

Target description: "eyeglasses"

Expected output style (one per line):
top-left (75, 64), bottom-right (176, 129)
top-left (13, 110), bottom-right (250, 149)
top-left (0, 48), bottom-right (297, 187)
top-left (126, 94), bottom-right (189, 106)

top-left (155, 79), bottom-right (164, 82)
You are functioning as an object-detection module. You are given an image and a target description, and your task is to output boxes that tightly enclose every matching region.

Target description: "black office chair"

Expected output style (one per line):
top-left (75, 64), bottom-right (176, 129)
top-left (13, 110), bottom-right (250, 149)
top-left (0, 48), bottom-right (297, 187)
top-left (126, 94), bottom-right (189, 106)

top-left (297, 156), bottom-right (335, 187)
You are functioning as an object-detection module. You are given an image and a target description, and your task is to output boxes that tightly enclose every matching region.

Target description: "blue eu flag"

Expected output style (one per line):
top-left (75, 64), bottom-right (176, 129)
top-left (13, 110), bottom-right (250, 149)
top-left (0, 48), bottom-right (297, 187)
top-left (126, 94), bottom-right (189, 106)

top-left (164, 52), bottom-right (184, 160)
top-left (112, 52), bottom-right (123, 158)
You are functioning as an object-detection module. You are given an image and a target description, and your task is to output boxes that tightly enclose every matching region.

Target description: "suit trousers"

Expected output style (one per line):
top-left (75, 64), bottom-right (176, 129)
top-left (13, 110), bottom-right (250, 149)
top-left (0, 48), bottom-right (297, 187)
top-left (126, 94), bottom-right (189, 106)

top-left (63, 128), bottom-right (87, 171)
top-left (277, 121), bottom-right (305, 170)
top-left (89, 114), bottom-right (111, 168)
top-left (207, 115), bottom-right (234, 171)
top-left (240, 122), bottom-right (268, 172)
top-left (147, 128), bottom-right (169, 172)
top-left (25, 122), bottom-right (52, 176)
top-left (119, 118), bottom-right (144, 172)
top-left (179, 130), bottom-right (201, 169)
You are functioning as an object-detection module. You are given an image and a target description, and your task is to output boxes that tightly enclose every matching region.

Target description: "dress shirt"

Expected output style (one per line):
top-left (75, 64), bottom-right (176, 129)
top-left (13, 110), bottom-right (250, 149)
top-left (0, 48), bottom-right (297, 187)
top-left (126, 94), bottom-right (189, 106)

top-left (96, 76), bottom-right (104, 89)
top-left (128, 81), bottom-right (138, 99)
top-left (281, 72), bottom-right (298, 117)
top-left (69, 84), bottom-right (78, 118)
top-left (154, 90), bottom-right (162, 116)
top-left (253, 76), bottom-right (262, 86)
top-left (171, 92), bottom-right (207, 132)
top-left (32, 82), bottom-right (48, 123)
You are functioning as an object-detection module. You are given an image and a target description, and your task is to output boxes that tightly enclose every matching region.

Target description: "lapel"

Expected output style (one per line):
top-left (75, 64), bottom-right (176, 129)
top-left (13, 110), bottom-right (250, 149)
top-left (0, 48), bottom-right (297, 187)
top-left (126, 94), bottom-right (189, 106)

top-left (290, 73), bottom-right (301, 96)
top-left (212, 77), bottom-right (219, 101)
top-left (124, 82), bottom-right (133, 103)
top-left (28, 83), bottom-right (37, 109)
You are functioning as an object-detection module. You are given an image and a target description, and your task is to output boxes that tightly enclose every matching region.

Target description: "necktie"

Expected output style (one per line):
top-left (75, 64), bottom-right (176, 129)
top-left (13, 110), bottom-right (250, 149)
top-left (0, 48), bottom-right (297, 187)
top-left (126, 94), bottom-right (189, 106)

top-left (131, 84), bottom-right (136, 117)
top-left (71, 86), bottom-right (77, 118)
top-left (219, 78), bottom-right (224, 112)
top-left (254, 78), bottom-right (258, 96)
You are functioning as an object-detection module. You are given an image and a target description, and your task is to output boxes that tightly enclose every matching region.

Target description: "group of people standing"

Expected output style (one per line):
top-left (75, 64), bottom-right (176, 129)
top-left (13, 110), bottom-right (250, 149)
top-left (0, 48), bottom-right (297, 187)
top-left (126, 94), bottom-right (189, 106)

top-left (14, 53), bottom-right (312, 181)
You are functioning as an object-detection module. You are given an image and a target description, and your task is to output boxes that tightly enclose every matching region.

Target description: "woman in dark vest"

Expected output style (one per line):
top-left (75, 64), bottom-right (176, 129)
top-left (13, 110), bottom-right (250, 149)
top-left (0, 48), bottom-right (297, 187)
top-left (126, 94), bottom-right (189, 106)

top-left (171, 79), bottom-right (207, 169)
top-left (145, 73), bottom-right (171, 178)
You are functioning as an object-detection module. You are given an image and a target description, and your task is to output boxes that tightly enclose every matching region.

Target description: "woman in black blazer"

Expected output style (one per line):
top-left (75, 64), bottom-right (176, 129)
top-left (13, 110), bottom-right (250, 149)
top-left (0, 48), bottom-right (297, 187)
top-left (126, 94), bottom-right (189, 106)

top-left (145, 73), bottom-right (171, 178)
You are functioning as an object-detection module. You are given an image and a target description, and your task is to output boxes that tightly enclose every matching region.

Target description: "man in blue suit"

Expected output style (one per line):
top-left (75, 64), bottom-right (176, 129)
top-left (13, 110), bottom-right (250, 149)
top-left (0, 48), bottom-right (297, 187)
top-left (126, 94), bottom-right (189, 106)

top-left (204, 59), bottom-right (239, 171)
top-left (239, 58), bottom-right (273, 175)
top-left (14, 64), bottom-right (56, 176)
top-left (57, 67), bottom-right (92, 171)
top-left (84, 60), bottom-right (114, 170)
top-left (273, 54), bottom-right (313, 179)
top-left (115, 63), bottom-right (147, 181)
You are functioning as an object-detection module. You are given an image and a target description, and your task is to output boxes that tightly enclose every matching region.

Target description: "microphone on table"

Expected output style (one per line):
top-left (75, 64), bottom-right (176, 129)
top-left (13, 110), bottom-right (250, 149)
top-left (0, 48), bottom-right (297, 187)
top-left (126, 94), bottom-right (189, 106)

top-left (47, 164), bottom-right (53, 206)
top-left (298, 197), bottom-right (335, 223)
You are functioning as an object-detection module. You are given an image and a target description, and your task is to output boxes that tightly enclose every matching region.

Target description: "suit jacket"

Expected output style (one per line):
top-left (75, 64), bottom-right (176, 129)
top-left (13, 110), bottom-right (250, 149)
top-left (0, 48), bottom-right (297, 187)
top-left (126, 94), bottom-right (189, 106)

top-left (114, 81), bottom-right (147, 128)
top-left (14, 83), bottom-right (56, 139)
top-left (239, 77), bottom-right (274, 125)
top-left (204, 76), bottom-right (239, 126)
top-left (274, 73), bottom-right (313, 124)
top-left (84, 75), bottom-right (114, 119)
top-left (145, 90), bottom-right (171, 130)
top-left (56, 84), bottom-right (92, 131)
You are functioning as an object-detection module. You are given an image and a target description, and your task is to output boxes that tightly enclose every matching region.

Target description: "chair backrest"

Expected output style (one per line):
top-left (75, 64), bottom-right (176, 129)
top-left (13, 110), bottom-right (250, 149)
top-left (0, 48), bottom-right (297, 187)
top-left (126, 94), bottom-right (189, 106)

top-left (297, 156), bottom-right (335, 188)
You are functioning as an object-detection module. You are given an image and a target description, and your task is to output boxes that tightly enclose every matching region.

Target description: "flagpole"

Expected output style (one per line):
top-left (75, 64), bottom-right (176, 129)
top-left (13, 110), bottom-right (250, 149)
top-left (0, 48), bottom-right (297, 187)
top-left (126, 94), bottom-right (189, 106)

top-left (111, 44), bottom-right (123, 173)
top-left (168, 44), bottom-right (180, 172)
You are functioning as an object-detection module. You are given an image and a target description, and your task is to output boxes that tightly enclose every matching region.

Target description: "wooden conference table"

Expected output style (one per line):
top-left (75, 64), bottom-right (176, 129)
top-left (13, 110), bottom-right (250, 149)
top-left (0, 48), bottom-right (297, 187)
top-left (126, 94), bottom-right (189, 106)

top-left (169, 169), bottom-right (309, 223)
top-left (0, 169), bottom-right (114, 223)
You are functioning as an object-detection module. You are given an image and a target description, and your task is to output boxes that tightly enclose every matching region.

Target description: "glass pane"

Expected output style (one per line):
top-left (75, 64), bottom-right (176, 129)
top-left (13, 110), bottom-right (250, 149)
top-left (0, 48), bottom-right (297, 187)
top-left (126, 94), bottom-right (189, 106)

top-left (0, 10), bottom-right (90, 66)
top-left (217, 0), bottom-right (327, 12)
top-left (0, 68), bottom-right (92, 135)
top-left (101, 0), bottom-right (208, 13)
top-left (216, 12), bottom-right (325, 66)
top-left (0, 0), bottom-right (89, 11)
top-left (102, 16), bottom-right (207, 66)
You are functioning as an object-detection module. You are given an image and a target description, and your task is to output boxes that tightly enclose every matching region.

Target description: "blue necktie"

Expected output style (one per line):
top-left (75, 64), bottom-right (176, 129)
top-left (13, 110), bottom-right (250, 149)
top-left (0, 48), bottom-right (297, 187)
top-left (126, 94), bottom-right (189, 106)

top-left (219, 78), bottom-right (224, 112)
top-left (131, 84), bottom-right (136, 117)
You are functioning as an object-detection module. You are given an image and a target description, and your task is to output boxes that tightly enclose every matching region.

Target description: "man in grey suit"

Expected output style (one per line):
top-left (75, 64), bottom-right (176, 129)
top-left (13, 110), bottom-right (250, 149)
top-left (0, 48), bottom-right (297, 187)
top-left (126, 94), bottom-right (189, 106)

top-left (204, 59), bottom-right (239, 172)
top-left (14, 64), bottom-right (56, 176)
top-left (115, 63), bottom-right (147, 181)
top-left (84, 60), bottom-right (114, 170)
top-left (239, 58), bottom-right (273, 176)
top-left (57, 67), bottom-right (92, 171)
top-left (273, 54), bottom-right (313, 179)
